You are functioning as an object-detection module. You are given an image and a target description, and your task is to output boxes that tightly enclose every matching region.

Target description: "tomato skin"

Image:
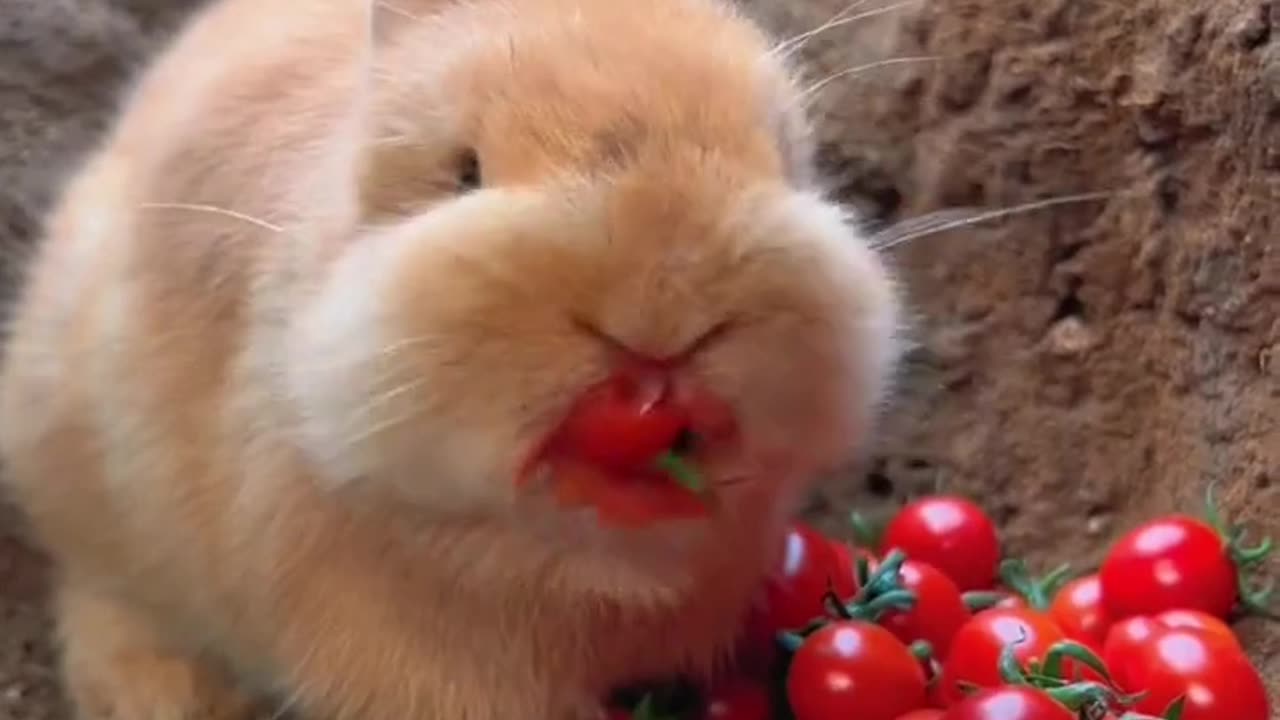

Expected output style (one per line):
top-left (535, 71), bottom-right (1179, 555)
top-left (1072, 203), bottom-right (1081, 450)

top-left (758, 524), bottom-right (859, 632)
top-left (896, 711), bottom-right (945, 720)
top-left (879, 560), bottom-right (971, 658)
top-left (1114, 626), bottom-right (1269, 720)
top-left (938, 608), bottom-right (1067, 704)
top-left (786, 621), bottom-right (927, 720)
top-left (558, 374), bottom-right (689, 470)
top-left (880, 496), bottom-right (1001, 591)
top-left (737, 526), bottom-right (860, 674)
top-left (1102, 611), bottom-right (1242, 697)
top-left (1098, 515), bottom-right (1236, 620)
top-left (1048, 574), bottom-right (1111, 653)
top-left (940, 686), bottom-right (1074, 720)
top-left (705, 679), bottom-right (771, 720)
top-left (1150, 609), bottom-right (1239, 648)
top-left (1100, 615), bottom-right (1162, 686)
top-left (548, 457), bottom-right (712, 528)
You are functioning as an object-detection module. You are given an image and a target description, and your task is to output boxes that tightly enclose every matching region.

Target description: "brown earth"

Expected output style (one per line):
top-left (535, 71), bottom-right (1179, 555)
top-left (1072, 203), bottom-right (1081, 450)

top-left (0, 0), bottom-right (1276, 717)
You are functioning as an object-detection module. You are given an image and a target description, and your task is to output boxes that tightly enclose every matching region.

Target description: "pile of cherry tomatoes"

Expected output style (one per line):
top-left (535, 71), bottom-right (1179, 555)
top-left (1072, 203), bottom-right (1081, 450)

top-left (608, 490), bottom-right (1274, 720)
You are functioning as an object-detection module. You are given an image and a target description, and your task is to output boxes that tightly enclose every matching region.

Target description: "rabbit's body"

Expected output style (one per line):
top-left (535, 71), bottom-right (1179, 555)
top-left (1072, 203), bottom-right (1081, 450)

top-left (0, 1), bottom-right (902, 718)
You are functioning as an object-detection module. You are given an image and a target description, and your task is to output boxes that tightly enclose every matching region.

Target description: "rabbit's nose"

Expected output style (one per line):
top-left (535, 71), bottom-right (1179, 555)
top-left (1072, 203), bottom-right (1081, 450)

top-left (573, 316), bottom-right (736, 370)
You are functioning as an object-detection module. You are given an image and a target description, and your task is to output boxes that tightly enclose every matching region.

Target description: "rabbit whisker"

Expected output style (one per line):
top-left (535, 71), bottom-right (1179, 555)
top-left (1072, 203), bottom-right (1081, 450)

top-left (137, 203), bottom-right (283, 233)
top-left (869, 190), bottom-right (1120, 251)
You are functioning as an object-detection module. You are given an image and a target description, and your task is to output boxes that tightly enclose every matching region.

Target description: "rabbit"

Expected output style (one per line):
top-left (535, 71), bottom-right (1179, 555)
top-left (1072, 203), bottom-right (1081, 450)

top-left (0, 0), bottom-right (904, 718)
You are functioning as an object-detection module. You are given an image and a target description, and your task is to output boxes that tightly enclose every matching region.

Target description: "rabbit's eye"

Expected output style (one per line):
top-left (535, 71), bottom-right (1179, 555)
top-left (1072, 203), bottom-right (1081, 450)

top-left (456, 149), bottom-right (482, 192)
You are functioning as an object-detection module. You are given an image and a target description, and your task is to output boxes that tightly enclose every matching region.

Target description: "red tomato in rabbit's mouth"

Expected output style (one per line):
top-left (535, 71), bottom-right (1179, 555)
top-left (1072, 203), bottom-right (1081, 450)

top-left (532, 455), bottom-right (716, 527)
top-left (518, 366), bottom-right (738, 528)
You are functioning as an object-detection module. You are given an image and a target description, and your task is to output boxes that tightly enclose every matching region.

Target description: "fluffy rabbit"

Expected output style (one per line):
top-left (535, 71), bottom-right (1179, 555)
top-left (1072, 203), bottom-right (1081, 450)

top-left (0, 0), bottom-right (903, 717)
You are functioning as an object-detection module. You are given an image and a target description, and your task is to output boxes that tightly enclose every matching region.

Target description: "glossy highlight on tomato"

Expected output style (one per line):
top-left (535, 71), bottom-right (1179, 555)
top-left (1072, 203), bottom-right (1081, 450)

top-left (879, 559), bottom-right (971, 658)
top-left (1098, 515), bottom-right (1237, 620)
top-left (880, 496), bottom-right (1001, 591)
top-left (786, 620), bottom-right (927, 720)
top-left (940, 686), bottom-right (1074, 720)
top-left (938, 607), bottom-right (1067, 704)
top-left (1115, 625), bottom-right (1269, 720)
top-left (1102, 611), bottom-right (1243, 698)
top-left (757, 523), bottom-right (859, 633)
top-left (1048, 574), bottom-right (1111, 652)
top-left (1149, 608), bottom-right (1239, 647)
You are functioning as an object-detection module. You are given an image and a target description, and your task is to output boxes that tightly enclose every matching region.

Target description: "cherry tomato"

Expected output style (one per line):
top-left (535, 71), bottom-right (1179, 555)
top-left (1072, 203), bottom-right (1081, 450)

top-left (1116, 626), bottom-right (1269, 719)
top-left (557, 373), bottom-right (690, 470)
top-left (1098, 515), bottom-right (1236, 620)
top-left (1048, 574), bottom-right (1111, 653)
top-left (1102, 611), bottom-right (1242, 696)
top-left (940, 686), bottom-right (1074, 720)
top-left (880, 496), bottom-right (1001, 591)
top-left (938, 607), bottom-right (1067, 704)
top-left (705, 679), bottom-right (771, 720)
top-left (879, 560), bottom-right (971, 658)
top-left (786, 620), bottom-right (927, 720)
top-left (758, 524), bottom-right (859, 632)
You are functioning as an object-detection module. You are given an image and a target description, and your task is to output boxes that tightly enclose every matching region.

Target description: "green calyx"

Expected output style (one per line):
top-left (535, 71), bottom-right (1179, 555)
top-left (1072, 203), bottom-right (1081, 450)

top-left (777, 549), bottom-right (919, 651)
top-left (997, 558), bottom-right (1077, 611)
top-left (837, 549), bottom-right (918, 622)
top-left (650, 431), bottom-right (719, 510)
top-left (1201, 481), bottom-right (1277, 620)
top-left (848, 509), bottom-right (886, 550)
top-left (992, 638), bottom-right (1143, 716)
top-left (652, 451), bottom-right (706, 493)
top-left (961, 590), bottom-right (1011, 613)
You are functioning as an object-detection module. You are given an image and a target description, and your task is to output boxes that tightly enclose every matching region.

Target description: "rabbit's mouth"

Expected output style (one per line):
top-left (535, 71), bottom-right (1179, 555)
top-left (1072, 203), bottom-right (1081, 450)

top-left (519, 455), bottom-right (718, 528)
top-left (516, 363), bottom-right (741, 529)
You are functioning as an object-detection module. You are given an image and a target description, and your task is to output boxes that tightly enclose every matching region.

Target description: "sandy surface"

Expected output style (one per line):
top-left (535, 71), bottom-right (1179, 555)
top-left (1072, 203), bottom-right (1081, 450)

top-left (0, 0), bottom-right (1276, 716)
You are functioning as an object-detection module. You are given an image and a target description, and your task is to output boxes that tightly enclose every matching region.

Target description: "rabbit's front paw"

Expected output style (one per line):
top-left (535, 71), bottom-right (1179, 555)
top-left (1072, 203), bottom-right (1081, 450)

top-left (56, 581), bottom-right (258, 720)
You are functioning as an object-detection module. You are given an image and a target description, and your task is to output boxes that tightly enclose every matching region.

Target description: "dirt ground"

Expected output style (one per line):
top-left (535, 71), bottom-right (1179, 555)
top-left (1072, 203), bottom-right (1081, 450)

top-left (0, 0), bottom-right (1277, 717)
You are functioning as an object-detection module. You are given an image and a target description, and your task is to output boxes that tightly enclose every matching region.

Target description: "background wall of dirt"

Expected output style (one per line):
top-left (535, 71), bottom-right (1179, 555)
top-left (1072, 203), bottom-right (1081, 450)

top-left (0, 0), bottom-right (1276, 717)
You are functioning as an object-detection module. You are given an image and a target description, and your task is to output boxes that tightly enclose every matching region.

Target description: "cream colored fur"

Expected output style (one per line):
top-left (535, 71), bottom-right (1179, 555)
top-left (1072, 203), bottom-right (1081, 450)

top-left (0, 0), bottom-right (903, 717)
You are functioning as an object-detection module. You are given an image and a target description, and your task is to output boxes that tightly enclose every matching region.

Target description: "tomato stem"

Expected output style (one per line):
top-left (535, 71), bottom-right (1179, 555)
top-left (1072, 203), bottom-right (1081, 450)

top-left (854, 552), bottom-right (874, 588)
top-left (1201, 481), bottom-right (1277, 620)
top-left (777, 631), bottom-right (805, 653)
top-left (847, 510), bottom-right (883, 549)
top-left (782, 550), bottom-right (918, 644)
top-left (836, 549), bottom-right (917, 622)
top-left (960, 590), bottom-right (1008, 613)
top-left (995, 639), bottom-right (1137, 715)
top-left (908, 639), bottom-right (934, 663)
top-left (651, 450), bottom-right (718, 512)
top-left (996, 558), bottom-right (1076, 611)
top-left (1039, 640), bottom-right (1115, 685)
